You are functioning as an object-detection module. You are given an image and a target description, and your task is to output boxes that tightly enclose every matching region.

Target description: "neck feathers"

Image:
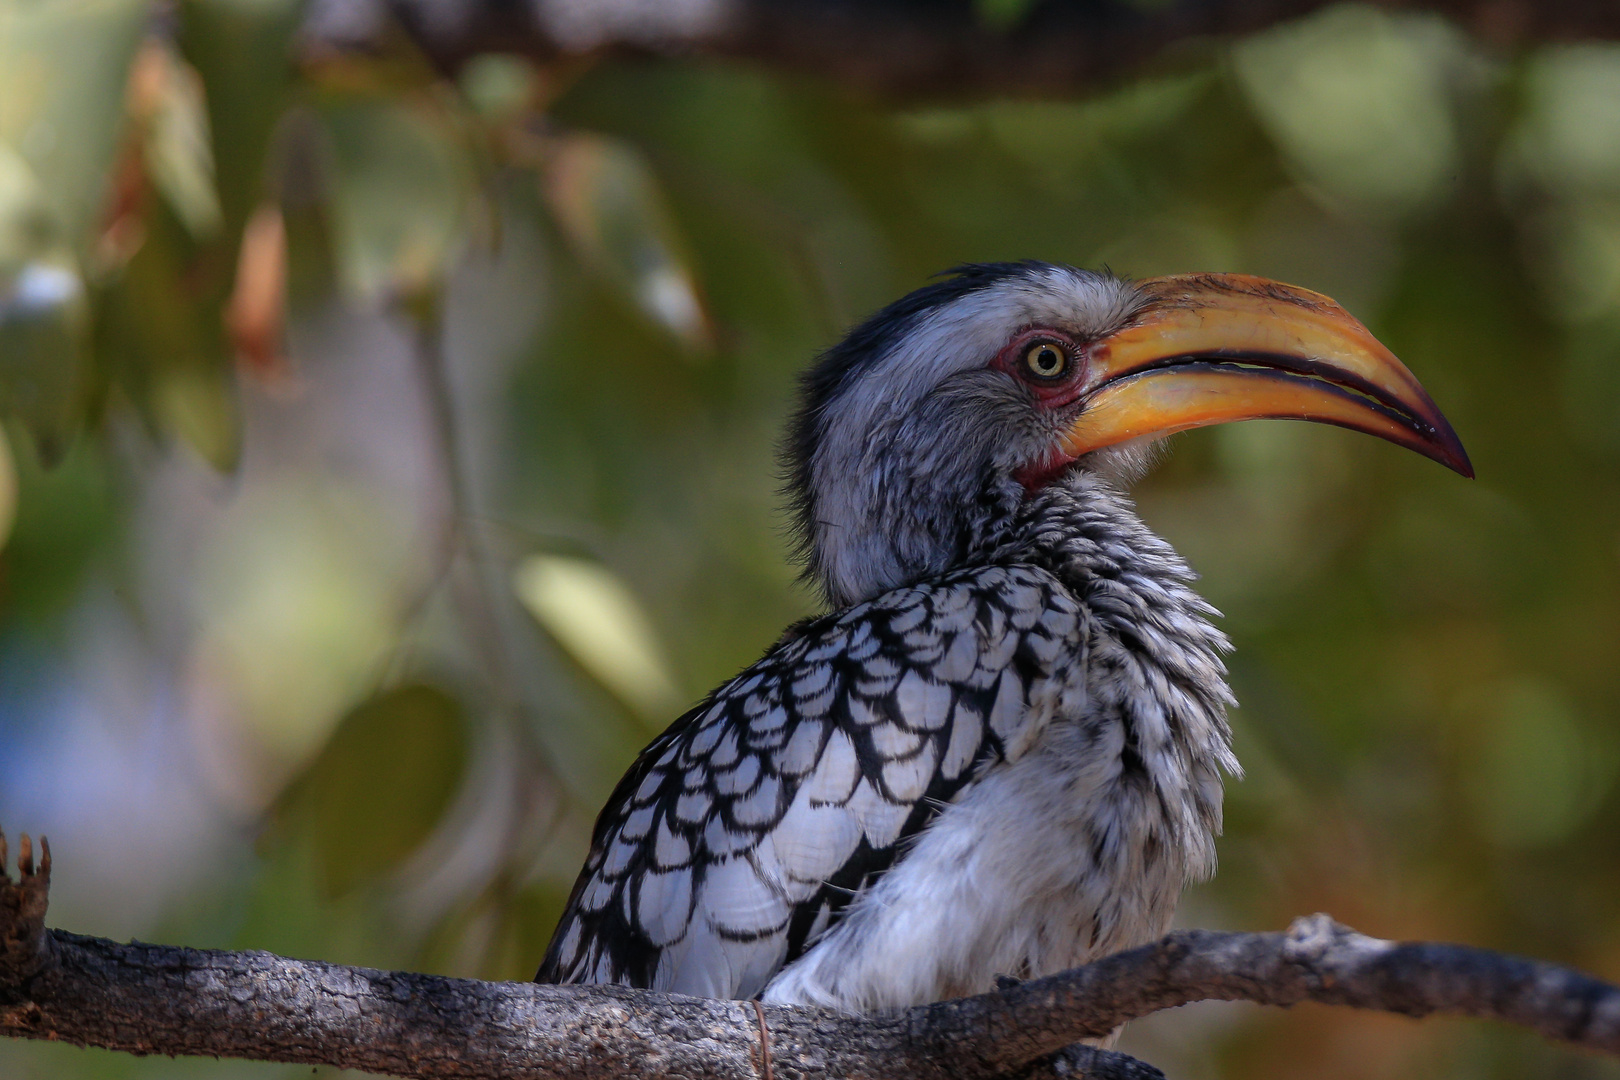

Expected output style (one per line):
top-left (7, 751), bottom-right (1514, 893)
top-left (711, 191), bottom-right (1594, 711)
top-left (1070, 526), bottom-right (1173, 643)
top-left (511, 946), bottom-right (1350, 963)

top-left (788, 380), bottom-right (1029, 609)
top-left (1019, 473), bottom-right (1241, 872)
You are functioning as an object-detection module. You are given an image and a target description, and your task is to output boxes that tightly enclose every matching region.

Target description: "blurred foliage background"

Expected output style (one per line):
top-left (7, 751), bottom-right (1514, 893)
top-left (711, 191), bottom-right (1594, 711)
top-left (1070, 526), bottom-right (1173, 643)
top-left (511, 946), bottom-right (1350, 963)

top-left (2, 1), bottom-right (1620, 1077)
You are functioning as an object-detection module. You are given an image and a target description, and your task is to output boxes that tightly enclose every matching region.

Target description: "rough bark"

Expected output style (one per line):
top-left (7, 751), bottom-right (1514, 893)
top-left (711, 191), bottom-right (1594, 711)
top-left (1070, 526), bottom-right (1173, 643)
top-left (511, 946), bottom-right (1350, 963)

top-left (301, 0), bottom-right (1620, 98)
top-left (4, 831), bottom-right (1620, 1079)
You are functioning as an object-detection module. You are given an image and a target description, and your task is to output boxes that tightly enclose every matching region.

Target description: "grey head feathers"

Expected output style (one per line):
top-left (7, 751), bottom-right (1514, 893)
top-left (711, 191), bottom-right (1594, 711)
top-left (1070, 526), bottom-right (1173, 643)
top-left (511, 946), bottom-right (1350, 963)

top-left (784, 262), bottom-right (1150, 609)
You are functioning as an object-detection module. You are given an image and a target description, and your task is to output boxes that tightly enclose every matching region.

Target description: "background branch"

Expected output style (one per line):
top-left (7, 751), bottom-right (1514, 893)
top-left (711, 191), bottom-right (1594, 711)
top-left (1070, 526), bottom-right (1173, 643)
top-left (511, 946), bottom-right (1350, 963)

top-left (4, 833), bottom-right (1619, 1079)
top-left (303, 0), bottom-right (1620, 96)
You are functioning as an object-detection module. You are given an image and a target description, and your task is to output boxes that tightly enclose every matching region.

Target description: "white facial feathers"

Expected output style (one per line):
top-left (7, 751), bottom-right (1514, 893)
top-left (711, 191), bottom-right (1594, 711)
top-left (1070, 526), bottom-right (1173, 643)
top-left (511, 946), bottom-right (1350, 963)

top-left (805, 265), bottom-right (1146, 607)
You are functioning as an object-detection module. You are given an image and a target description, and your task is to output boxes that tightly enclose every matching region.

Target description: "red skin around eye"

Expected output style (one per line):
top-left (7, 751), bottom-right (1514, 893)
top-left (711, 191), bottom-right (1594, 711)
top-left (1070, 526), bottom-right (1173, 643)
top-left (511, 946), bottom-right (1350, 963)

top-left (991, 328), bottom-right (1091, 491)
top-left (991, 328), bottom-right (1089, 410)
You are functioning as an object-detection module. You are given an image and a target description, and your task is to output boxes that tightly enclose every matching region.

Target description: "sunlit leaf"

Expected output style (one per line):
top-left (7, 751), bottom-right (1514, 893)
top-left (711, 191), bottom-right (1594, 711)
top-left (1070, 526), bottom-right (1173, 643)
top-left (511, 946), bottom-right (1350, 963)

top-left (1503, 48), bottom-right (1620, 329)
top-left (514, 553), bottom-right (682, 723)
top-left (0, 141), bottom-right (56, 271)
top-left (543, 132), bottom-right (713, 352)
top-left (1506, 45), bottom-right (1620, 201)
top-left (320, 98), bottom-right (471, 302)
top-left (459, 54), bottom-right (541, 124)
top-left (154, 363), bottom-right (241, 471)
top-left (130, 39), bottom-right (223, 241)
top-left (1234, 6), bottom-right (1474, 216)
top-left (187, 477), bottom-right (408, 802)
top-left (0, 0), bottom-right (146, 248)
top-left (276, 683), bottom-right (468, 899)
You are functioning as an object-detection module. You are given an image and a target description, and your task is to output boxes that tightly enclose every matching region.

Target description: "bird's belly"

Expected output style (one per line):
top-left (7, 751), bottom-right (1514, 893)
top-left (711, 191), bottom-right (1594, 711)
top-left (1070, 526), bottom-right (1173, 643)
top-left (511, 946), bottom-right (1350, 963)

top-left (760, 719), bottom-right (1204, 1014)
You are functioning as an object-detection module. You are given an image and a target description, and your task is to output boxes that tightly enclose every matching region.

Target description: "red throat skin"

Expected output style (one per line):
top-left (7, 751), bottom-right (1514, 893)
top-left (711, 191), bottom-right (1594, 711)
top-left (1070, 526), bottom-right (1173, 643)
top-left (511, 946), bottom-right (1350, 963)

top-left (1014, 448), bottom-right (1077, 492)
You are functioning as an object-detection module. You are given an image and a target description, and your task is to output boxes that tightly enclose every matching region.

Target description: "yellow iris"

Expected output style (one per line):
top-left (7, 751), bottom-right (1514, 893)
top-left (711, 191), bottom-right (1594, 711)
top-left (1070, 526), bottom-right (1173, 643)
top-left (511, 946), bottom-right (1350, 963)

top-left (1024, 342), bottom-right (1067, 379)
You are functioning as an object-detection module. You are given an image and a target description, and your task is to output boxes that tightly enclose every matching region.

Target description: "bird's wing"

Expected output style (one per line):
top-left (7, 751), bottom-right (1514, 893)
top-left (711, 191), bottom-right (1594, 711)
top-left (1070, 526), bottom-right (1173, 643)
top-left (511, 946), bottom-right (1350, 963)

top-left (535, 562), bottom-right (1086, 999)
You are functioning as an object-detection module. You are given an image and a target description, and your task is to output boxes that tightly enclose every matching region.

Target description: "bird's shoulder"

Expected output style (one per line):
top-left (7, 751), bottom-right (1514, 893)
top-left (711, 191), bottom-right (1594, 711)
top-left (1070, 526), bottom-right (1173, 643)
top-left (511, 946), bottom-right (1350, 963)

top-left (536, 561), bottom-right (1090, 994)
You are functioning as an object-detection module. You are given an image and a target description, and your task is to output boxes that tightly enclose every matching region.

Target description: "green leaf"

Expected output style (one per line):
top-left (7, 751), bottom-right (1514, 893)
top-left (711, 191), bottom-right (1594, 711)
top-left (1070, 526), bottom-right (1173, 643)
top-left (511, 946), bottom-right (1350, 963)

top-left (0, 142), bottom-right (90, 459)
top-left (0, 425), bottom-right (117, 619)
top-left (0, 140), bottom-right (57, 272)
top-left (0, 0), bottom-right (147, 249)
top-left (514, 553), bottom-right (682, 723)
top-left (542, 133), bottom-right (713, 352)
top-left (0, 258), bottom-right (92, 462)
top-left (1507, 45), bottom-right (1620, 201)
top-left (153, 362), bottom-right (241, 471)
top-left (1233, 6), bottom-right (1472, 216)
top-left (179, 0), bottom-right (303, 238)
top-left (320, 97), bottom-right (472, 303)
top-left (140, 43), bottom-right (224, 240)
top-left (458, 54), bottom-right (541, 124)
top-left (277, 683), bottom-right (468, 899)
top-left (96, 199), bottom-right (242, 470)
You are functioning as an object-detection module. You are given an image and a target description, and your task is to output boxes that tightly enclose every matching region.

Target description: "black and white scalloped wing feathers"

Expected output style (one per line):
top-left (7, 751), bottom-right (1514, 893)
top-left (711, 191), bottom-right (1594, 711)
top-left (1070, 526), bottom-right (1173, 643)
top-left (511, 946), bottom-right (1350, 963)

top-left (536, 564), bottom-right (1087, 1005)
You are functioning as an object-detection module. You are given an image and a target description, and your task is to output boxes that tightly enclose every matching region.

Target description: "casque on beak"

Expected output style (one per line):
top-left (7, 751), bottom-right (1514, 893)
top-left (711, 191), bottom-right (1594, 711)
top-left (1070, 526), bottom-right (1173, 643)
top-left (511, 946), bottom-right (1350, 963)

top-left (1062, 273), bottom-right (1473, 477)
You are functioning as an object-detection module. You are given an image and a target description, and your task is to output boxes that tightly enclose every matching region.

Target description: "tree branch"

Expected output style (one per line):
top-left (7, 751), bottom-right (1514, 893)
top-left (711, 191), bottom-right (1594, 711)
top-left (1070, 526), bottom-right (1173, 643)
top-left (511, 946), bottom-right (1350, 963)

top-left (5, 831), bottom-right (1620, 1078)
top-left (302, 0), bottom-right (1620, 98)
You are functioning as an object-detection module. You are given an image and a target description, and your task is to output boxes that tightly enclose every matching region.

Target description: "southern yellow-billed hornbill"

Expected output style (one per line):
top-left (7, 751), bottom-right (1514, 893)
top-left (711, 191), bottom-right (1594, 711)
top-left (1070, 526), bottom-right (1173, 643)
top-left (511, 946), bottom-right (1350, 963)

top-left (537, 263), bottom-right (1470, 1012)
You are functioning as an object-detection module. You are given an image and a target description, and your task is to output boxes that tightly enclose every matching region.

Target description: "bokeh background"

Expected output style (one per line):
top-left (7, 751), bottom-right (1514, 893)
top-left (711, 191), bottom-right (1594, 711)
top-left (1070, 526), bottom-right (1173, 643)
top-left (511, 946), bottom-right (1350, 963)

top-left (2, 1), bottom-right (1620, 1077)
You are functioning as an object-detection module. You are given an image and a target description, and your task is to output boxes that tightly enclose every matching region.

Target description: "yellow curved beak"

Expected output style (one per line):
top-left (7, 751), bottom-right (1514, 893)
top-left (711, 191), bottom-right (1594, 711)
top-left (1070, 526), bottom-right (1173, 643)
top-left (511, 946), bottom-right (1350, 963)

top-left (1063, 274), bottom-right (1472, 477)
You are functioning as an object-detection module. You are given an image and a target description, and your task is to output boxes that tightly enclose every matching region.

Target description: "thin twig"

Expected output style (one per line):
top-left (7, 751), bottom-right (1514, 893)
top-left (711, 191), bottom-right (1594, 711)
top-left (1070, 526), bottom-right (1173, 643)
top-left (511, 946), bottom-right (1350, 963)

top-left (751, 997), bottom-right (774, 1080)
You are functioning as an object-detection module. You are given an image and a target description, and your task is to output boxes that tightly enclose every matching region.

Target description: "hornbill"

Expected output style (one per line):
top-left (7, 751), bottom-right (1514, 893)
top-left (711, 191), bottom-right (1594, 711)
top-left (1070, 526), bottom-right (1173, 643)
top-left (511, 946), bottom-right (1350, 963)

top-left (537, 263), bottom-right (1470, 1013)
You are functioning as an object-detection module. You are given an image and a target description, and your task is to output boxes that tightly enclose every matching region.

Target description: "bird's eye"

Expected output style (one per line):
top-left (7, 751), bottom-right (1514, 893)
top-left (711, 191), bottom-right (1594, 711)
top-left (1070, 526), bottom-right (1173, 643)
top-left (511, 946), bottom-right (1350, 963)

top-left (1022, 342), bottom-right (1069, 381)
